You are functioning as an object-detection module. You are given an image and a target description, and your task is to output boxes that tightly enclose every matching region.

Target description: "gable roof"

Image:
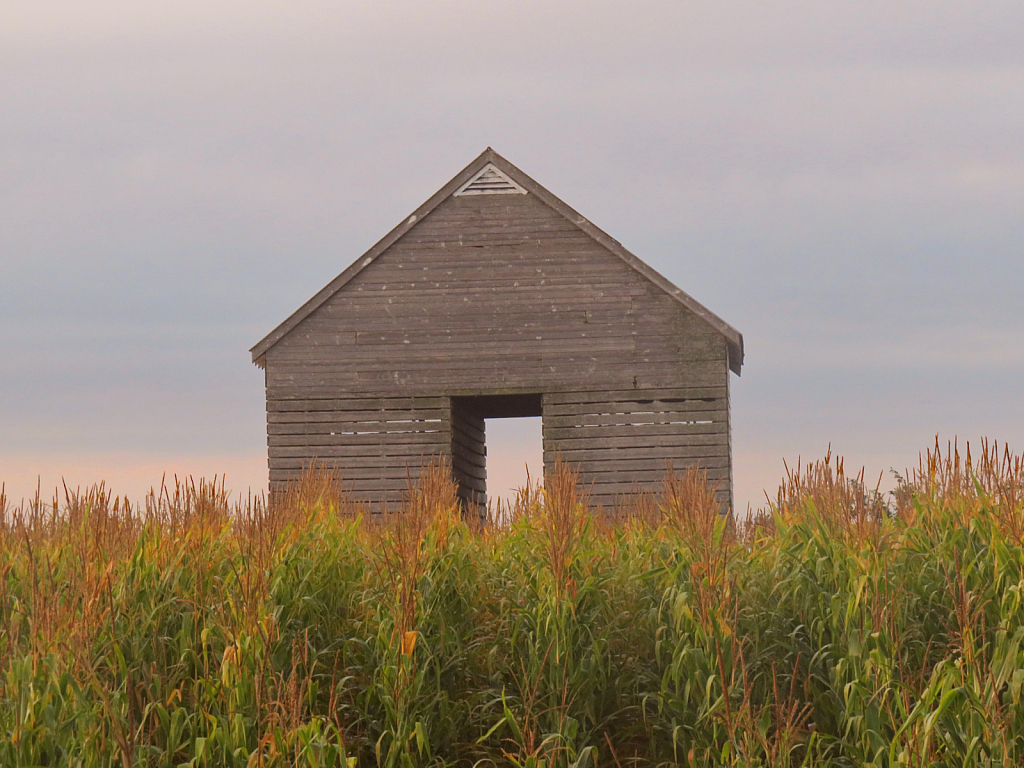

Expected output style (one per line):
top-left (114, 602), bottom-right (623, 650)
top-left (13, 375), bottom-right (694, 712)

top-left (251, 148), bottom-right (744, 375)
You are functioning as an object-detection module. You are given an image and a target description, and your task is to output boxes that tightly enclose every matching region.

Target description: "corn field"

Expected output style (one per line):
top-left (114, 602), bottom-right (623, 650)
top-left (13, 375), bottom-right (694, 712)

top-left (2, 439), bottom-right (1024, 767)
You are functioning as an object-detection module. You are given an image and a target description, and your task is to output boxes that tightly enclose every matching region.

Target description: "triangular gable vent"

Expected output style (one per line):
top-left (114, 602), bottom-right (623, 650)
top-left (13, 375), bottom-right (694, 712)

top-left (454, 163), bottom-right (527, 196)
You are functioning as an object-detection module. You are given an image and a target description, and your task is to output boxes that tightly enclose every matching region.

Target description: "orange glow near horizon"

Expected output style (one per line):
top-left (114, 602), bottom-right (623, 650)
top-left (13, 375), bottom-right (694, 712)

top-left (0, 453), bottom-right (270, 507)
top-left (2, 449), bottom-right (791, 515)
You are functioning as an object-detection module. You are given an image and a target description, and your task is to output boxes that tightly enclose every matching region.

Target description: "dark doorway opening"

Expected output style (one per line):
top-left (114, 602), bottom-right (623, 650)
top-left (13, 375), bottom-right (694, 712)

top-left (450, 394), bottom-right (543, 519)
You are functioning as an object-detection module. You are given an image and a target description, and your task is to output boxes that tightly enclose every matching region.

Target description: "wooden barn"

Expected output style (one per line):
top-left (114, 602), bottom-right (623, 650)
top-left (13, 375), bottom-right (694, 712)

top-left (251, 148), bottom-right (744, 514)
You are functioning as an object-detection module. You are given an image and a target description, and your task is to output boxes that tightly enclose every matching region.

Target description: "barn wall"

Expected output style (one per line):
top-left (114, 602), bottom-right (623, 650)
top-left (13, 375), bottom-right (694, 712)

top-left (264, 192), bottom-right (728, 399)
top-left (266, 394), bottom-right (451, 508)
top-left (542, 385), bottom-right (732, 511)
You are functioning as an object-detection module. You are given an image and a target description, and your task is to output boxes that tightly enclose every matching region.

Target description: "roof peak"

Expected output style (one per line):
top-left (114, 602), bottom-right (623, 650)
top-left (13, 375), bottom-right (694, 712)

top-left (455, 162), bottom-right (527, 196)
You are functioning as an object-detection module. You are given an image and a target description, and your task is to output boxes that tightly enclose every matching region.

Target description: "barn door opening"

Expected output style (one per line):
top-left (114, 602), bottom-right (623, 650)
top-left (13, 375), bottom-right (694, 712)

top-left (450, 394), bottom-right (542, 520)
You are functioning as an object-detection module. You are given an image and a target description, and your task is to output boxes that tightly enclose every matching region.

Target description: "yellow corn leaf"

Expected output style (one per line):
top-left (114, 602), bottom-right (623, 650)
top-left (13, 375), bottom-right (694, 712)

top-left (402, 630), bottom-right (418, 656)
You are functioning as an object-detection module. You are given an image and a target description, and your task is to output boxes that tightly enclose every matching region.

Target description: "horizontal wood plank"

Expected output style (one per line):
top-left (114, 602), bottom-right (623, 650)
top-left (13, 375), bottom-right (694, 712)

top-left (547, 445), bottom-right (730, 464)
top-left (269, 441), bottom-right (448, 458)
top-left (543, 408), bottom-right (727, 430)
top-left (269, 407), bottom-right (448, 424)
top-left (544, 432), bottom-right (729, 451)
top-left (267, 396), bottom-right (448, 412)
top-left (544, 420), bottom-right (726, 441)
top-left (542, 387), bottom-right (727, 406)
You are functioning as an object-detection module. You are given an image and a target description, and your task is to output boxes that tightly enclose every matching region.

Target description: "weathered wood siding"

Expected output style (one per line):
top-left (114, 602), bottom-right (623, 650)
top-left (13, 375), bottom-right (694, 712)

top-left (542, 387), bottom-right (732, 510)
top-left (264, 192), bottom-right (728, 396)
top-left (450, 400), bottom-right (487, 519)
top-left (263, 189), bottom-right (732, 508)
top-left (266, 395), bottom-right (451, 508)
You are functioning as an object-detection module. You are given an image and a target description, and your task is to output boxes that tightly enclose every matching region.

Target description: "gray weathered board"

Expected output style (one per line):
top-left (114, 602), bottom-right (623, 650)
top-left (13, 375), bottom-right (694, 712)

top-left (252, 149), bottom-right (743, 514)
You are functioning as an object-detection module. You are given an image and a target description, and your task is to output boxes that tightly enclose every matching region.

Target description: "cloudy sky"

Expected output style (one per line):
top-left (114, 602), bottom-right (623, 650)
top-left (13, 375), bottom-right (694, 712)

top-left (2, 1), bottom-right (1022, 510)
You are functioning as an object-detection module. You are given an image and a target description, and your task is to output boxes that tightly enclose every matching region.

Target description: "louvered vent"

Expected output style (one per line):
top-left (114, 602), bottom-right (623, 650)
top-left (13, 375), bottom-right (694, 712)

top-left (454, 163), bottom-right (528, 196)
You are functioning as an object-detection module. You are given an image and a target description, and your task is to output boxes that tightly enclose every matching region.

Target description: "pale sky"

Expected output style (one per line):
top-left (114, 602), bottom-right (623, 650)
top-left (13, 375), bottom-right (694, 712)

top-left (2, 1), bottom-right (1022, 510)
